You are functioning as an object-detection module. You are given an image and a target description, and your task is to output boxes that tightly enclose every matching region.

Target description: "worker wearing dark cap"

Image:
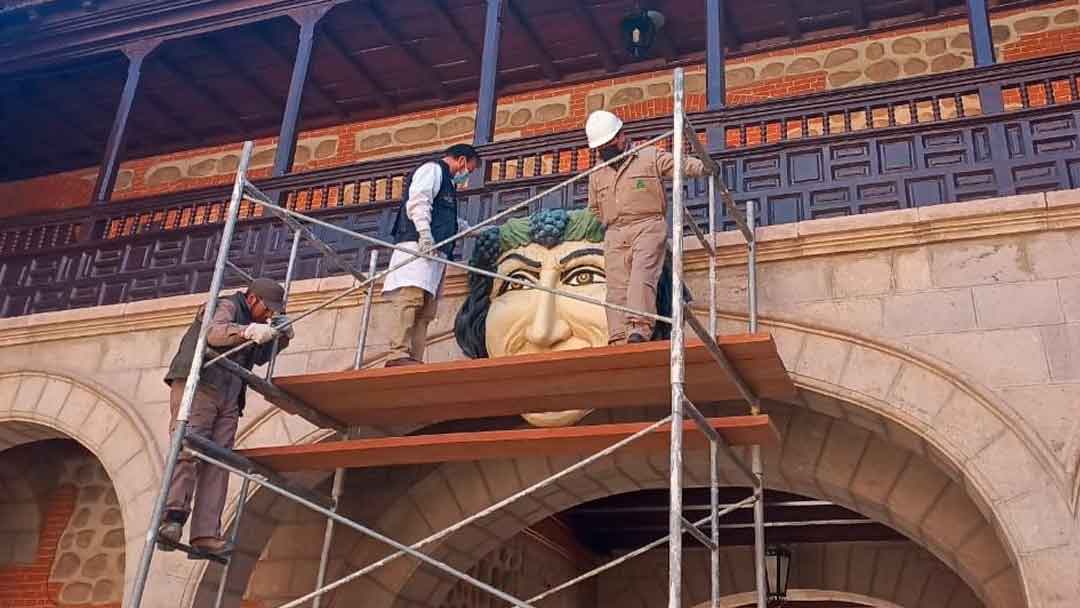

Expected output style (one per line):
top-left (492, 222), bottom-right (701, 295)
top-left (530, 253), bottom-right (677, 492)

top-left (157, 277), bottom-right (294, 557)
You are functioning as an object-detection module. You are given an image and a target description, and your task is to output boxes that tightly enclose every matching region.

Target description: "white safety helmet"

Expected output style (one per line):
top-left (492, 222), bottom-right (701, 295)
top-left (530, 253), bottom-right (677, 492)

top-left (585, 110), bottom-right (624, 149)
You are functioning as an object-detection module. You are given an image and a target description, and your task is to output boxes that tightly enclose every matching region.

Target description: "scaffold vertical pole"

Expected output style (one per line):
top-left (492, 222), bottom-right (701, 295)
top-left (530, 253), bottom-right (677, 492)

top-left (668, 67), bottom-right (687, 608)
top-left (313, 465), bottom-right (345, 608)
top-left (213, 477), bottom-right (251, 608)
top-left (746, 199), bottom-right (767, 608)
top-left (708, 179), bottom-right (718, 338)
top-left (313, 248), bottom-right (379, 608)
top-left (353, 249), bottom-right (381, 369)
top-left (267, 230), bottom-right (303, 379)
top-left (129, 141), bottom-right (256, 608)
top-left (707, 129), bottom-right (721, 608)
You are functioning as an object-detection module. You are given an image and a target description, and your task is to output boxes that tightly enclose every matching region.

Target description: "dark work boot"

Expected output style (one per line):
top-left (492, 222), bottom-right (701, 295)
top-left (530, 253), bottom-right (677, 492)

top-left (190, 536), bottom-right (235, 559)
top-left (385, 357), bottom-right (422, 368)
top-left (157, 521), bottom-right (182, 551)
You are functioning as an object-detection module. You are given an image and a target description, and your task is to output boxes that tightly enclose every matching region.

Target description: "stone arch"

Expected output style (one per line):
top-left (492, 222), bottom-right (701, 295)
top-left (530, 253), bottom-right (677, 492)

top-left (346, 400), bottom-right (1018, 608)
top-left (318, 319), bottom-right (1055, 608)
top-left (615, 543), bottom-right (979, 608)
top-left (187, 321), bottom-right (1073, 606)
top-left (0, 370), bottom-right (164, 606)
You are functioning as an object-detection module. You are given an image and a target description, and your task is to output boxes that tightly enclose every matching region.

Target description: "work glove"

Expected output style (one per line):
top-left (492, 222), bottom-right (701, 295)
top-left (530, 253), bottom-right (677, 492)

top-left (417, 227), bottom-right (435, 253)
top-left (457, 217), bottom-right (472, 232)
top-left (243, 322), bottom-right (279, 345)
top-left (271, 315), bottom-right (295, 339)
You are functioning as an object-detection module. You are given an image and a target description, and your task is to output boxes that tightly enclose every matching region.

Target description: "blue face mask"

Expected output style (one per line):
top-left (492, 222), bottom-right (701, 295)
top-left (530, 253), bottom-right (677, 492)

top-left (453, 171), bottom-right (471, 188)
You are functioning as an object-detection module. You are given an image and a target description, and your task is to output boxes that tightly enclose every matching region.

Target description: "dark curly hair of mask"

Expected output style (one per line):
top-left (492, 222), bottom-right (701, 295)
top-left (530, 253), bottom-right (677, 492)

top-left (454, 208), bottom-right (677, 359)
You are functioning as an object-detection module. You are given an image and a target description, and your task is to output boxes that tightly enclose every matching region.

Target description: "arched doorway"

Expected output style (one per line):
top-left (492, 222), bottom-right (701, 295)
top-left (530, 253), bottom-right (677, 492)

top-left (0, 433), bottom-right (126, 606)
top-left (194, 320), bottom-right (1072, 606)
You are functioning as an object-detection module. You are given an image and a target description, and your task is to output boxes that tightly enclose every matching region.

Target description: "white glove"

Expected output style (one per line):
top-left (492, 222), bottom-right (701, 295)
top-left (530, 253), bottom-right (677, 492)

top-left (417, 228), bottom-right (435, 252)
top-left (272, 315), bottom-right (295, 339)
top-left (457, 217), bottom-right (471, 232)
top-left (243, 323), bottom-right (279, 345)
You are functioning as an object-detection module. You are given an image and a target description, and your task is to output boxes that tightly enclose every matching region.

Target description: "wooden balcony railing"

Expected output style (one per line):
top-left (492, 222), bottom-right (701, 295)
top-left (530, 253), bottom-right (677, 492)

top-left (1, 53), bottom-right (1079, 317)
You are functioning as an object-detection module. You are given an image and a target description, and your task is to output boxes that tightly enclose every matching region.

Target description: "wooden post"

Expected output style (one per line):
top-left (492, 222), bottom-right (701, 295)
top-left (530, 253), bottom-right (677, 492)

top-left (966, 0), bottom-right (996, 67)
top-left (473, 0), bottom-right (504, 146)
top-left (272, 6), bottom-right (331, 177)
top-left (91, 40), bottom-right (158, 204)
top-left (706, 0), bottom-right (726, 111)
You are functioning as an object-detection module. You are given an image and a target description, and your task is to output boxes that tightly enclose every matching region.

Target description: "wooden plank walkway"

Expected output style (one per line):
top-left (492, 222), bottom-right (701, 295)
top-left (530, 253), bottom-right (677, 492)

top-left (271, 334), bottom-right (795, 427)
top-left (238, 416), bottom-right (779, 472)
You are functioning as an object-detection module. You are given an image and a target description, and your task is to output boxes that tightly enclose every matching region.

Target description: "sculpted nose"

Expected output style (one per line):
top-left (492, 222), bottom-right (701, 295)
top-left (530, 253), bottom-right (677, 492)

top-left (526, 276), bottom-right (572, 348)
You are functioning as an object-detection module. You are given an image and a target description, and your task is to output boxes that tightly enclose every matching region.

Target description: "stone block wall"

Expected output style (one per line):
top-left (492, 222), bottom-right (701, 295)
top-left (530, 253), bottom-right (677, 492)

top-left (2, 189), bottom-right (1080, 606)
top-left (2, 1), bottom-right (1078, 218)
top-left (438, 532), bottom-right (593, 608)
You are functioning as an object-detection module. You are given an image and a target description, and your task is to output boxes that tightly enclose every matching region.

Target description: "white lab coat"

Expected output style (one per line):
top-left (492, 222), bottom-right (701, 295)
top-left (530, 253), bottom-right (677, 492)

top-left (382, 162), bottom-right (448, 297)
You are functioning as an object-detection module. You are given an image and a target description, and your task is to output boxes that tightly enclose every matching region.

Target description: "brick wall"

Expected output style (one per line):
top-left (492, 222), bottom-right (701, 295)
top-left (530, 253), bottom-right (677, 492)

top-left (0, 485), bottom-right (75, 608)
top-left (2, 0), bottom-right (1078, 218)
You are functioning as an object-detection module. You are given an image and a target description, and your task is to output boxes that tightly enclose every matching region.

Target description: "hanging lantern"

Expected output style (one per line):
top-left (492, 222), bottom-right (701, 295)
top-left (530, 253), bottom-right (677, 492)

top-left (765, 545), bottom-right (792, 600)
top-left (621, 10), bottom-right (665, 59)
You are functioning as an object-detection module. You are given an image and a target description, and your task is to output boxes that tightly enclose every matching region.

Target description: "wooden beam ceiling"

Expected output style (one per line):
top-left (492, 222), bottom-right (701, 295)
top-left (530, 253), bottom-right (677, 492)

top-left (507, 0), bottom-right (561, 81)
top-left (249, 25), bottom-right (351, 120)
top-left (428, 0), bottom-right (481, 64)
top-left (14, 81), bottom-right (101, 154)
top-left (573, 0), bottom-right (618, 72)
top-left (197, 36), bottom-right (286, 110)
top-left (780, 0), bottom-right (802, 40)
top-left (367, 0), bottom-right (448, 99)
top-left (317, 23), bottom-right (396, 112)
top-left (151, 53), bottom-right (252, 128)
top-left (722, 0), bottom-right (742, 51)
top-left (850, 0), bottom-right (868, 29)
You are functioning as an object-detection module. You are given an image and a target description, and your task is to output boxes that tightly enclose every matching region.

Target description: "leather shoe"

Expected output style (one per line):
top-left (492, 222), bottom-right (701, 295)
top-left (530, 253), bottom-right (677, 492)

top-left (627, 334), bottom-right (648, 344)
top-left (385, 357), bottom-right (422, 368)
top-left (157, 521), bottom-right (182, 550)
top-left (191, 536), bottom-right (234, 557)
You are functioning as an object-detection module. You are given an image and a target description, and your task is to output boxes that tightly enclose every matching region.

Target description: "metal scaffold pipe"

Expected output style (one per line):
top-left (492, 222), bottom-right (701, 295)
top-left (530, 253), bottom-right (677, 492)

top-left (212, 477), bottom-right (251, 608)
top-left (266, 230), bottom-right (302, 379)
top-left (668, 67), bottom-right (688, 608)
top-left (129, 141), bottom-right (256, 608)
top-left (273, 416), bottom-right (674, 608)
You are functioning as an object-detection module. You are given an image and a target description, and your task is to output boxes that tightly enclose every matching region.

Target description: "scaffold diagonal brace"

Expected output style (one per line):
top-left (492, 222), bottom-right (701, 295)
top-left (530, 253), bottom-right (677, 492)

top-left (187, 446), bottom-right (540, 608)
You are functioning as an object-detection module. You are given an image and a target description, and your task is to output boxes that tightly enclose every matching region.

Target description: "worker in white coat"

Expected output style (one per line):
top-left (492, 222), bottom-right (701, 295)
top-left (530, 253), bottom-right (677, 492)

top-left (383, 144), bottom-right (481, 367)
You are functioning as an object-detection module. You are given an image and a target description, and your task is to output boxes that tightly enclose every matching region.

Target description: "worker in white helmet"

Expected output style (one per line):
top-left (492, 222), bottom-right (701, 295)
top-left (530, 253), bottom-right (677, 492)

top-left (584, 110), bottom-right (712, 345)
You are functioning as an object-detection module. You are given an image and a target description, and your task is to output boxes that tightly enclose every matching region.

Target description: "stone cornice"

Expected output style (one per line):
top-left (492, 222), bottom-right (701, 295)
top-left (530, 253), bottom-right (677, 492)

top-left (0, 189), bottom-right (1076, 348)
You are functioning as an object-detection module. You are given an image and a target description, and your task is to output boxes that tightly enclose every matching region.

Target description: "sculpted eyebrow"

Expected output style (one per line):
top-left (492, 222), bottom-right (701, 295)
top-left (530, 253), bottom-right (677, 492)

top-left (497, 253), bottom-right (541, 268)
top-left (559, 248), bottom-right (604, 265)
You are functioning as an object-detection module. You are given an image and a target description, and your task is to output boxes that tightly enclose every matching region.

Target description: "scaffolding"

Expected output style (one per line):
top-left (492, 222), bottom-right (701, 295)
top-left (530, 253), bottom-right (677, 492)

top-left (128, 68), bottom-right (779, 608)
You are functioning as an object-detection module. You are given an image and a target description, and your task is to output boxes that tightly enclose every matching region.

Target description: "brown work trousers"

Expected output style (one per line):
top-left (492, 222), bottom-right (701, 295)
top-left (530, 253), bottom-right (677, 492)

top-left (386, 286), bottom-right (438, 362)
top-left (604, 216), bottom-right (668, 343)
top-left (165, 381), bottom-right (239, 541)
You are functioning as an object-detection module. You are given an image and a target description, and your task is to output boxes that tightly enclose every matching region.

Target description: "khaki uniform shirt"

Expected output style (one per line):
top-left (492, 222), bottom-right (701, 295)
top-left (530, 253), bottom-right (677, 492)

top-left (587, 146), bottom-right (709, 226)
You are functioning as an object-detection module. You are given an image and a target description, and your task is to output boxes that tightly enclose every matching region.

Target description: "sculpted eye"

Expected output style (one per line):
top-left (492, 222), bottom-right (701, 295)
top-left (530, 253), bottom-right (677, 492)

top-left (497, 270), bottom-right (538, 296)
top-left (564, 266), bottom-right (605, 287)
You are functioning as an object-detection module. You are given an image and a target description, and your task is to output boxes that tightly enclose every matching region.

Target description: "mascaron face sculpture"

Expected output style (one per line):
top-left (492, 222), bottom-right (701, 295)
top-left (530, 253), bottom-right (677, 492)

top-left (454, 208), bottom-right (672, 427)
